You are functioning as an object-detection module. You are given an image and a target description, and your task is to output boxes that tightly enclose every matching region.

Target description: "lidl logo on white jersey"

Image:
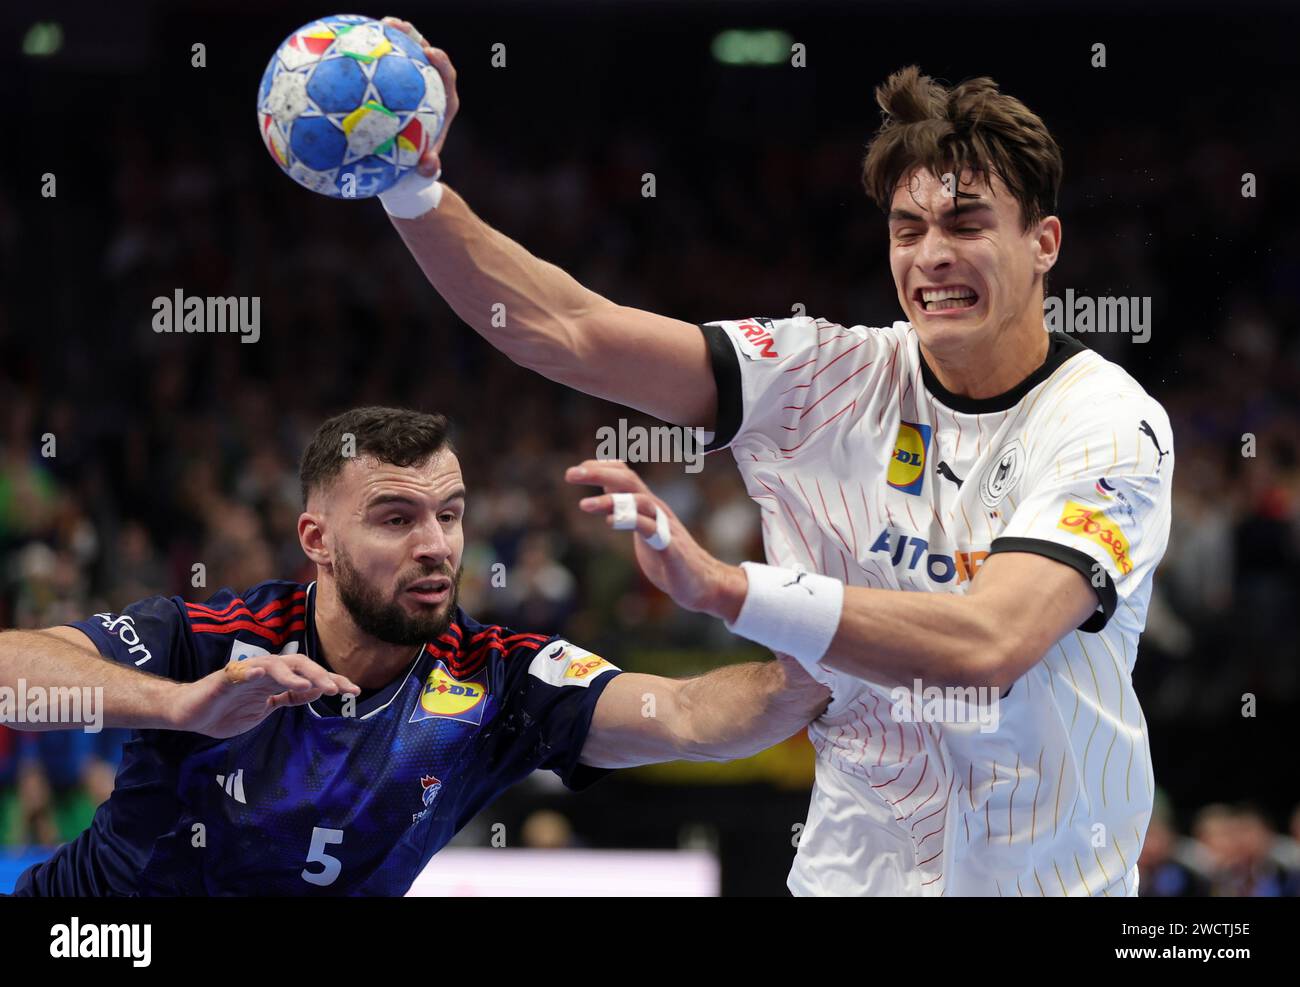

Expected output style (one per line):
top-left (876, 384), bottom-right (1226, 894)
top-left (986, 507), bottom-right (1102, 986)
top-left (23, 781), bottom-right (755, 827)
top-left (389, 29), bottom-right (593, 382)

top-left (869, 526), bottom-right (988, 585)
top-left (409, 660), bottom-right (488, 725)
top-left (887, 422), bottom-right (932, 495)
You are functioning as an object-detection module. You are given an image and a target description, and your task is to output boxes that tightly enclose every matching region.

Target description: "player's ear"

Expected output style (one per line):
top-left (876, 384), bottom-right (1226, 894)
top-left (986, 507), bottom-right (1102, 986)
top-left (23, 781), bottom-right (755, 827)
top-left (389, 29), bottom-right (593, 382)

top-left (298, 512), bottom-right (330, 566)
top-left (1032, 215), bottom-right (1062, 276)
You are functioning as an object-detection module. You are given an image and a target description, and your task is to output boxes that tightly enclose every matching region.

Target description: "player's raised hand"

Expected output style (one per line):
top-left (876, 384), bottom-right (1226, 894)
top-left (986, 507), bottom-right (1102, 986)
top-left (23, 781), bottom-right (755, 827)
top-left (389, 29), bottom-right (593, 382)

top-left (382, 15), bottom-right (459, 177)
top-left (567, 460), bottom-right (738, 618)
top-left (172, 654), bottom-right (361, 739)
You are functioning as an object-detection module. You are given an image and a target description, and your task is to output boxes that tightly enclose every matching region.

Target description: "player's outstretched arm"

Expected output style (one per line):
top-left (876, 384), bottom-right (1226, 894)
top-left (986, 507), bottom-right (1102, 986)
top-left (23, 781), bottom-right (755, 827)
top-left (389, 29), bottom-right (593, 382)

top-left (567, 459), bottom-right (1097, 694)
top-left (0, 627), bottom-right (359, 738)
top-left (580, 659), bottom-right (829, 769)
top-left (379, 17), bottom-right (717, 428)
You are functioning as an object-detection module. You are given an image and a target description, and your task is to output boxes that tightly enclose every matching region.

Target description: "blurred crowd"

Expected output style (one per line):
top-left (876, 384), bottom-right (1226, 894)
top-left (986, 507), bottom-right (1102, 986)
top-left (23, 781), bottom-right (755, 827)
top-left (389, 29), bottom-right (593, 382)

top-left (0, 9), bottom-right (1297, 892)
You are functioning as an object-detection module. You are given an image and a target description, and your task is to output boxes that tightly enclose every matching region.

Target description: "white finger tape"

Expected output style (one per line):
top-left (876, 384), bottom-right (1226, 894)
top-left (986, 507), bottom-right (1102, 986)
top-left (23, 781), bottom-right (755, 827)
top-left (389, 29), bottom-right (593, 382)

top-left (642, 505), bottom-right (671, 551)
top-left (378, 170), bottom-right (445, 219)
top-left (611, 493), bottom-right (638, 530)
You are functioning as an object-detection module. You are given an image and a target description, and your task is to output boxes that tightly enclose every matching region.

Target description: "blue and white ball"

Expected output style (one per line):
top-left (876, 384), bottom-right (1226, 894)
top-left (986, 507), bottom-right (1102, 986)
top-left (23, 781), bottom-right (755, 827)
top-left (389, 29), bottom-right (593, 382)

top-left (257, 14), bottom-right (446, 198)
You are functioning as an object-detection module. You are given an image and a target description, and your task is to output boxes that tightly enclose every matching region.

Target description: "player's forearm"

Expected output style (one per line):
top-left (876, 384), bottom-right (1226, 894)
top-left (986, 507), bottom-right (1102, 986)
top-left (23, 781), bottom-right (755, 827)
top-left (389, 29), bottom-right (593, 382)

top-left (705, 566), bottom-right (1005, 690)
top-left (822, 587), bottom-right (1007, 689)
top-left (389, 186), bottom-right (614, 384)
top-left (0, 629), bottom-right (180, 731)
top-left (675, 660), bottom-right (825, 761)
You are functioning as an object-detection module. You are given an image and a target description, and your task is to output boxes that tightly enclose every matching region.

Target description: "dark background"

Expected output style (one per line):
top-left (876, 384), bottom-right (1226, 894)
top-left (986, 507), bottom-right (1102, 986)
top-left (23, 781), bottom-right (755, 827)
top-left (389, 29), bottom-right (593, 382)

top-left (0, 0), bottom-right (1297, 895)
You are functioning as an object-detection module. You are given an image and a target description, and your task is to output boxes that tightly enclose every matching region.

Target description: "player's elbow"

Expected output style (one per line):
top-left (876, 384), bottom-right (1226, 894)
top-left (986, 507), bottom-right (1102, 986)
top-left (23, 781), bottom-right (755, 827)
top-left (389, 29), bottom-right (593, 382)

top-left (945, 617), bottom-right (1030, 693)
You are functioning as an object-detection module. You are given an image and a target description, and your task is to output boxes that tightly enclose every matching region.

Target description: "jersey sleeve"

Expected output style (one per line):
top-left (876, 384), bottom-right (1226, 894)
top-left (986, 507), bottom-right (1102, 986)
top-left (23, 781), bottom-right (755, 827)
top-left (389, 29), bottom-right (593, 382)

top-left (987, 395), bottom-right (1174, 632)
top-left (492, 638), bottom-right (622, 791)
top-left (66, 595), bottom-right (206, 682)
top-left (698, 316), bottom-right (904, 453)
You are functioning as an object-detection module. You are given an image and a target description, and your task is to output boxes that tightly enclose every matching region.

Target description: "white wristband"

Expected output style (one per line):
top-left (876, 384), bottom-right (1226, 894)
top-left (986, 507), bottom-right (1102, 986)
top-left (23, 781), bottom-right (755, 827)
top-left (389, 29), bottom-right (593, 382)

top-left (725, 562), bottom-right (843, 669)
top-left (379, 170), bottom-right (444, 219)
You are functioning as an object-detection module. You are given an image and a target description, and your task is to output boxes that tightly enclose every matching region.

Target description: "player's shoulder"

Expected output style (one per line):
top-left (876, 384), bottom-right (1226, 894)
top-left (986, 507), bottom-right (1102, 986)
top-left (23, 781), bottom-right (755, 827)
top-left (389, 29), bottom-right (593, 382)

top-left (1035, 336), bottom-right (1170, 429)
top-left (451, 609), bottom-right (556, 662)
top-left (182, 579), bottom-right (309, 644)
top-left (704, 314), bottom-right (908, 361)
top-left (452, 611), bottom-right (619, 687)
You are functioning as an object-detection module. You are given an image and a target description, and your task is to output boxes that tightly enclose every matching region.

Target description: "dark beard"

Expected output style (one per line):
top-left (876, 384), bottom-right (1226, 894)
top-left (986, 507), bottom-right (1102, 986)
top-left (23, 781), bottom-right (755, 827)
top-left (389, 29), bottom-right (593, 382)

top-left (334, 548), bottom-right (461, 647)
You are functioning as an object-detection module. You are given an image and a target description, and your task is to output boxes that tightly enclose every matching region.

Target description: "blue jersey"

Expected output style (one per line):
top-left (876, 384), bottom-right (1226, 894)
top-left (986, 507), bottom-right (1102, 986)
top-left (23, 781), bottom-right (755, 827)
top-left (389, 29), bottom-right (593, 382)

top-left (13, 580), bottom-right (621, 896)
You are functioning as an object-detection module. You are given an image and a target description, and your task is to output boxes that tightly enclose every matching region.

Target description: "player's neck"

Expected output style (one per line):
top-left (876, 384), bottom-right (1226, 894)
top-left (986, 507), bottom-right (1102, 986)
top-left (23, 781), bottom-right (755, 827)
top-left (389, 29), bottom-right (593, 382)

top-left (312, 580), bottom-right (422, 689)
top-left (918, 314), bottom-right (1050, 402)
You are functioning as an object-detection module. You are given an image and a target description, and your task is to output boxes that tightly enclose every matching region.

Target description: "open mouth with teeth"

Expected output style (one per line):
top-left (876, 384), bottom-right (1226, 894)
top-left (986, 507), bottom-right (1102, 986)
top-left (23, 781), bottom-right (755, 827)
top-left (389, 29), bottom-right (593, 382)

top-left (915, 285), bottom-right (980, 313)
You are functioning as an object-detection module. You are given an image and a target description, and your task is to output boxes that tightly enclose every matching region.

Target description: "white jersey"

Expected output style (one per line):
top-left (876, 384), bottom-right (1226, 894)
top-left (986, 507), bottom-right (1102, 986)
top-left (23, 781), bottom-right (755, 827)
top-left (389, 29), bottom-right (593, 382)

top-left (699, 316), bottom-right (1174, 896)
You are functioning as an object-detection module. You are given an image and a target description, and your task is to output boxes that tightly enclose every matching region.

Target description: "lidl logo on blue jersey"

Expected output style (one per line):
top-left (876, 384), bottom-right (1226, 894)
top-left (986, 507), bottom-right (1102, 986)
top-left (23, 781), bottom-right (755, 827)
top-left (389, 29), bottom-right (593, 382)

top-left (409, 660), bottom-right (488, 725)
top-left (887, 422), bottom-right (932, 495)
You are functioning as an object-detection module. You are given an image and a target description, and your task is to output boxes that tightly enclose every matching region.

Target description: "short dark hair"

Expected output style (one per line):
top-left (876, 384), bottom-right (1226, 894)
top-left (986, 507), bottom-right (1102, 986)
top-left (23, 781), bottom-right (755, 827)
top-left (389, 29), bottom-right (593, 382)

top-left (862, 65), bottom-right (1063, 232)
top-left (299, 406), bottom-right (455, 507)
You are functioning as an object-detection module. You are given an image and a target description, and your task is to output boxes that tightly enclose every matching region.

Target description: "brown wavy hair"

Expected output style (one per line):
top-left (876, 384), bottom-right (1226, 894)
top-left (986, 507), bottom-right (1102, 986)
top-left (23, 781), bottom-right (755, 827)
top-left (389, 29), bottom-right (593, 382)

top-left (862, 66), bottom-right (1062, 233)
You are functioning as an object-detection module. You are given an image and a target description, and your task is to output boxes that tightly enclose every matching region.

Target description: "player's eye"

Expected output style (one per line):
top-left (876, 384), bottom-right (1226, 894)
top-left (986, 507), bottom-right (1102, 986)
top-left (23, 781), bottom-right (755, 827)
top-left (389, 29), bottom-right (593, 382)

top-left (438, 512), bottom-right (459, 524)
top-left (955, 226), bottom-right (982, 234)
top-left (385, 516), bottom-right (410, 526)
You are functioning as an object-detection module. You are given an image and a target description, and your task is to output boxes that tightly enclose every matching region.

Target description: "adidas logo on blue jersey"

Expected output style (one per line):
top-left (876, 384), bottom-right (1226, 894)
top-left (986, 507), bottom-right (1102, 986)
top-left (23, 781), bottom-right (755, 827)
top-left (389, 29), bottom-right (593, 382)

top-left (216, 769), bottom-right (247, 804)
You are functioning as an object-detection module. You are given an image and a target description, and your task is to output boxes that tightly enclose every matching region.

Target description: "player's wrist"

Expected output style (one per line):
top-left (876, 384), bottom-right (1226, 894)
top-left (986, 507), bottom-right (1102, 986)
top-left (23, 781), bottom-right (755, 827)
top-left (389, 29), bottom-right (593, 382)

top-left (723, 563), bottom-right (844, 672)
top-left (699, 561), bottom-right (747, 623)
top-left (378, 168), bottom-right (444, 219)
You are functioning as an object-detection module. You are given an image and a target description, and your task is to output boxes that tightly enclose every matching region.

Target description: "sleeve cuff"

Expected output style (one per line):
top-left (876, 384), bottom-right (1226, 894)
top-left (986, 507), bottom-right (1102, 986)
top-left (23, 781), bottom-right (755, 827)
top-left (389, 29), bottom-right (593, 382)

top-left (698, 323), bottom-right (743, 452)
top-left (987, 536), bottom-right (1116, 633)
top-left (555, 669), bottom-right (623, 791)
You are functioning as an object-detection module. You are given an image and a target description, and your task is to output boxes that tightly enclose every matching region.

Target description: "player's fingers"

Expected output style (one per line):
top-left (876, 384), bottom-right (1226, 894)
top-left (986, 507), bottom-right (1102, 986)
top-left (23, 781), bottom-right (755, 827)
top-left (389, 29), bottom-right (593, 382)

top-left (224, 663), bottom-right (266, 686)
top-left (424, 47), bottom-right (457, 84)
top-left (329, 673), bottom-right (363, 696)
top-left (284, 656), bottom-right (342, 694)
top-left (259, 662), bottom-right (316, 693)
top-left (416, 151), bottom-right (441, 178)
top-left (381, 16), bottom-right (427, 47)
top-left (267, 687), bottom-right (326, 710)
top-left (565, 460), bottom-right (648, 495)
top-left (578, 491), bottom-right (659, 520)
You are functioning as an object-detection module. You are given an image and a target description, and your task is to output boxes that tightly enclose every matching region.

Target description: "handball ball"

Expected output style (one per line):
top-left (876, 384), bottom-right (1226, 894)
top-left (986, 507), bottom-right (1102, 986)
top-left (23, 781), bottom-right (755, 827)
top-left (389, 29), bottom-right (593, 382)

top-left (256, 14), bottom-right (446, 199)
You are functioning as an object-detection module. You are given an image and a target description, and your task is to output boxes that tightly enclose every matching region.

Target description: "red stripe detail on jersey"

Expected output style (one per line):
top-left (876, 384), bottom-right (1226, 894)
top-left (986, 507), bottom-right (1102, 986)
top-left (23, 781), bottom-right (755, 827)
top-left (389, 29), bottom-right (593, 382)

top-left (839, 482), bottom-right (858, 556)
top-left (914, 777), bottom-right (955, 847)
top-left (187, 605), bottom-right (305, 632)
top-left (809, 338), bottom-right (867, 380)
top-left (188, 606), bottom-right (305, 636)
top-left (902, 776), bottom-right (940, 821)
top-left (891, 755), bottom-right (928, 806)
top-left (764, 474), bottom-right (817, 567)
top-left (870, 694), bottom-right (888, 766)
top-left (878, 346), bottom-right (900, 430)
top-left (190, 618), bottom-right (306, 643)
top-left (816, 333), bottom-right (852, 347)
top-left (871, 765), bottom-right (906, 789)
top-left (186, 591), bottom-right (305, 622)
top-left (802, 362), bottom-right (875, 421)
top-left (778, 401), bottom-right (856, 455)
